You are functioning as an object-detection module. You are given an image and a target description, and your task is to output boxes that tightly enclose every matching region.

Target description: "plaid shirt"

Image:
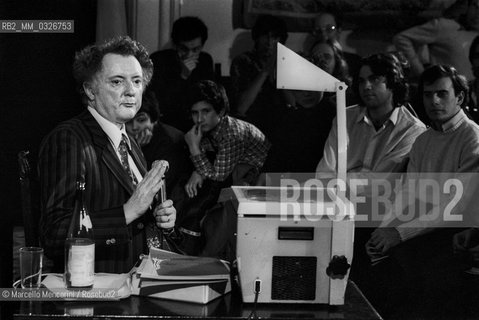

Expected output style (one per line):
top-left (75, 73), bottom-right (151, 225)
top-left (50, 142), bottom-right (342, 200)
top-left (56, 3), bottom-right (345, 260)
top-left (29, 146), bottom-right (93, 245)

top-left (190, 116), bottom-right (270, 181)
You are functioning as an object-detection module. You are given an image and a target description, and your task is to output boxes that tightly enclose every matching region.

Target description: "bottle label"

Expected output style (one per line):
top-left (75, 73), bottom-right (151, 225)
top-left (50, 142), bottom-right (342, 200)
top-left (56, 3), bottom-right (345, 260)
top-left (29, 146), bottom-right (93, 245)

top-left (68, 243), bottom-right (95, 287)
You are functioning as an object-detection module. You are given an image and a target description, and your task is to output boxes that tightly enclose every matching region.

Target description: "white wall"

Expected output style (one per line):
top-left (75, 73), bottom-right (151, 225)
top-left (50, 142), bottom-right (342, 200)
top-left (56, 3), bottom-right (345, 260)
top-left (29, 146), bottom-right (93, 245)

top-left (136, 0), bottom-right (161, 53)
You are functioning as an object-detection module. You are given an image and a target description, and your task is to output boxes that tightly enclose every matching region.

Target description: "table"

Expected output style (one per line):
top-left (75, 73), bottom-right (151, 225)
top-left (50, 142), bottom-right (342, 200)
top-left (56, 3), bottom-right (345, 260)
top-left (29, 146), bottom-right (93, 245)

top-left (9, 280), bottom-right (382, 319)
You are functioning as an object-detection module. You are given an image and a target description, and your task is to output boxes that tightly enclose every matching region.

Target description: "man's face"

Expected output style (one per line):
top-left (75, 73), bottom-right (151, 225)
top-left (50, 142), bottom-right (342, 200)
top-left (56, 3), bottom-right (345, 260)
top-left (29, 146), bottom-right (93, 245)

top-left (126, 111), bottom-right (155, 136)
top-left (87, 53), bottom-right (144, 126)
top-left (312, 13), bottom-right (338, 42)
top-left (190, 101), bottom-right (222, 133)
top-left (175, 37), bottom-right (203, 61)
top-left (358, 65), bottom-right (393, 110)
top-left (423, 77), bottom-right (462, 126)
top-left (310, 42), bottom-right (336, 75)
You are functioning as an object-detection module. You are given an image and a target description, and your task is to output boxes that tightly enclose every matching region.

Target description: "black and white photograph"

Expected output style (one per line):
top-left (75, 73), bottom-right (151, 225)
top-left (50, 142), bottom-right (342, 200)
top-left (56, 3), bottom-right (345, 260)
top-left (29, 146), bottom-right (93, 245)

top-left (2, 0), bottom-right (479, 319)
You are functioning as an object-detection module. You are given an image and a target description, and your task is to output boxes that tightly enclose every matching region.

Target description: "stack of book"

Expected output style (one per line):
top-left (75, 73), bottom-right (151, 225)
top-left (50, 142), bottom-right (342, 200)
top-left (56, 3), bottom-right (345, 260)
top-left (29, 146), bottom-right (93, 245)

top-left (131, 247), bottom-right (231, 304)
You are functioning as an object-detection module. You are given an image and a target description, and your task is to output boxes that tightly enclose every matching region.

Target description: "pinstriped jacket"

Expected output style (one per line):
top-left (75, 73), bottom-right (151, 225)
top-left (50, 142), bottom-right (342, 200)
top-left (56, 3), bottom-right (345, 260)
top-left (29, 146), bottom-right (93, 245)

top-left (39, 110), bottom-right (151, 273)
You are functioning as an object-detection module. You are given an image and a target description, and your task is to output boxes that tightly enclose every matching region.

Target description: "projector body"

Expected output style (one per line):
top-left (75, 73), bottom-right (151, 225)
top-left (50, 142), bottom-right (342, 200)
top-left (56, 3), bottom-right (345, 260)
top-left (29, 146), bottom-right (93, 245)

top-left (232, 186), bottom-right (354, 305)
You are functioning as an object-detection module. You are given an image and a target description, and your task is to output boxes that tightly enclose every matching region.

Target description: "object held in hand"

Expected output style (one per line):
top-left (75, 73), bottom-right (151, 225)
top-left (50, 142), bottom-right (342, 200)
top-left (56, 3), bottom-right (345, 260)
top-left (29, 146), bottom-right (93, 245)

top-left (152, 159), bottom-right (169, 173)
top-left (151, 160), bottom-right (171, 250)
top-left (152, 160), bottom-right (169, 203)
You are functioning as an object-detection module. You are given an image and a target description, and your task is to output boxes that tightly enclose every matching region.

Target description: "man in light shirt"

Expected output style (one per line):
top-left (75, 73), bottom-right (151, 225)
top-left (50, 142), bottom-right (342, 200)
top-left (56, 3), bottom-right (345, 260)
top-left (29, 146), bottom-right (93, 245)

top-left (39, 36), bottom-right (176, 273)
top-left (316, 53), bottom-right (425, 183)
top-left (316, 53), bottom-right (426, 304)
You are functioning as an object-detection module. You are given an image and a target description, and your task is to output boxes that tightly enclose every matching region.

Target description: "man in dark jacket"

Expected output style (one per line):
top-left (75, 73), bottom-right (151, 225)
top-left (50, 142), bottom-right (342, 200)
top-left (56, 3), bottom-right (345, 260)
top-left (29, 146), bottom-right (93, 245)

top-left (39, 36), bottom-right (176, 273)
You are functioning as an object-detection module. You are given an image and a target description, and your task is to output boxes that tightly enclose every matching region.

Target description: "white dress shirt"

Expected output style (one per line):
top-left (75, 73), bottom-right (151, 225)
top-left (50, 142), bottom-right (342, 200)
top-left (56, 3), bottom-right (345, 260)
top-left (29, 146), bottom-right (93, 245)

top-left (88, 106), bottom-right (143, 183)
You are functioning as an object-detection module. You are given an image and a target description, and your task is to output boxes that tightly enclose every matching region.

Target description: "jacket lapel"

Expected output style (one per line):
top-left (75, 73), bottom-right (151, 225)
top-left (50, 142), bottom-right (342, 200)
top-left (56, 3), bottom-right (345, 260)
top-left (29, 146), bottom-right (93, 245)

top-left (78, 111), bottom-right (135, 195)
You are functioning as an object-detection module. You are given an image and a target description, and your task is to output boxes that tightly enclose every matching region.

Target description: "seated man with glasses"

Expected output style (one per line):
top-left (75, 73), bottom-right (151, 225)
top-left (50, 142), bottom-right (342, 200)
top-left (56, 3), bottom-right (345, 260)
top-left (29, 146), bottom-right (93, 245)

top-left (305, 10), bottom-right (362, 78)
top-left (149, 16), bottom-right (215, 132)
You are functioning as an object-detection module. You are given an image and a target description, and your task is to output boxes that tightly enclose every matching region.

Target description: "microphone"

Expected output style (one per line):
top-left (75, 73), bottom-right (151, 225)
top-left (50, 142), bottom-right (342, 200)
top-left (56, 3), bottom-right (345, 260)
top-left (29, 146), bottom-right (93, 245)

top-left (153, 160), bottom-right (169, 204)
top-left (151, 160), bottom-right (173, 250)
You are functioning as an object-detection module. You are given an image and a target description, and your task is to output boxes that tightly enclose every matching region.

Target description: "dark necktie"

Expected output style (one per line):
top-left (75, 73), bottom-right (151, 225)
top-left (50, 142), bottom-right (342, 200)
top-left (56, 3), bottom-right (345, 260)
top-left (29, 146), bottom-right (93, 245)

top-left (118, 134), bottom-right (138, 186)
top-left (118, 135), bottom-right (164, 249)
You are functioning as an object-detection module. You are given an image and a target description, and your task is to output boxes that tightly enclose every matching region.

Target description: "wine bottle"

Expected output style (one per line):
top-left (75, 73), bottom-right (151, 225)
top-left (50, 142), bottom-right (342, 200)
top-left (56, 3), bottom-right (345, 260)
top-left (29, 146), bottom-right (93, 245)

top-left (64, 181), bottom-right (95, 289)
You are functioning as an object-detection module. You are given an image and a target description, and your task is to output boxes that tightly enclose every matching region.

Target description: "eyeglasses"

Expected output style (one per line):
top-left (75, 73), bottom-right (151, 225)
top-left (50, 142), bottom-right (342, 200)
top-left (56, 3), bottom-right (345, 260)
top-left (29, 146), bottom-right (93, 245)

top-left (312, 24), bottom-right (336, 35)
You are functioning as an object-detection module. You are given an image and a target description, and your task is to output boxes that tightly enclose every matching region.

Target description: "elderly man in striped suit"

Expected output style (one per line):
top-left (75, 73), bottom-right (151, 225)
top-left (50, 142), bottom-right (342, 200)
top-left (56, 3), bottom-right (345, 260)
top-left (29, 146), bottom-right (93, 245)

top-left (39, 36), bottom-right (176, 273)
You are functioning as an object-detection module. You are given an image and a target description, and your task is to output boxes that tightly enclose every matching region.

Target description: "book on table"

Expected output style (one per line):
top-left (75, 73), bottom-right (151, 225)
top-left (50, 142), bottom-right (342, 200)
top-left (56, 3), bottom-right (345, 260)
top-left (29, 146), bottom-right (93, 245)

top-left (131, 247), bottom-right (231, 304)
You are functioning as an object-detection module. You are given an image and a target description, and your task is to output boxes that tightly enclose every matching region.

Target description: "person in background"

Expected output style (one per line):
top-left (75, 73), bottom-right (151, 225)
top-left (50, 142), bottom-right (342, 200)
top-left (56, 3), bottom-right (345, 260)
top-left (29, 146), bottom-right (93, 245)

top-left (264, 40), bottom-right (351, 173)
top-left (309, 38), bottom-right (356, 104)
top-left (229, 14), bottom-right (288, 139)
top-left (175, 80), bottom-right (270, 255)
top-left (149, 16), bottom-right (215, 132)
top-left (306, 10), bottom-right (362, 79)
top-left (310, 39), bottom-right (351, 83)
top-left (454, 227), bottom-right (479, 269)
top-left (39, 36), bottom-right (176, 273)
top-left (393, 0), bottom-right (479, 80)
top-left (388, 50), bottom-right (431, 125)
top-left (263, 88), bottom-right (336, 173)
top-left (466, 34), bottom-right (479, 122)
top-left (126, 89), bottom-right (191, 196)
